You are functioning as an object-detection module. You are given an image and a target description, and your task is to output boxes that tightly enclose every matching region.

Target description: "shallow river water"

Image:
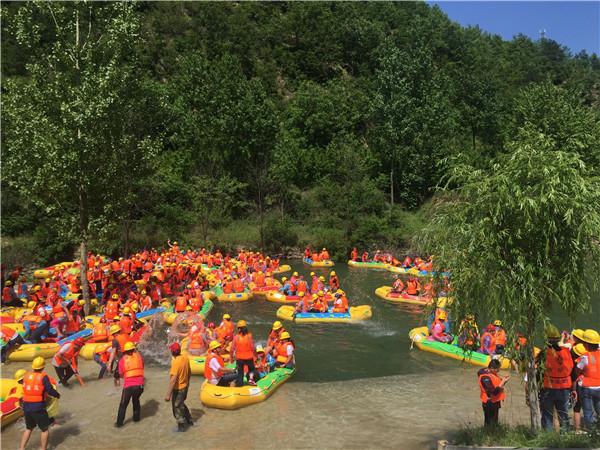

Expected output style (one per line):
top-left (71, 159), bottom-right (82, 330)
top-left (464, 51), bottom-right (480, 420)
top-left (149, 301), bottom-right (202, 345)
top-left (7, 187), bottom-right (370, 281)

top-left (2, 260), bottom-right (598, 449)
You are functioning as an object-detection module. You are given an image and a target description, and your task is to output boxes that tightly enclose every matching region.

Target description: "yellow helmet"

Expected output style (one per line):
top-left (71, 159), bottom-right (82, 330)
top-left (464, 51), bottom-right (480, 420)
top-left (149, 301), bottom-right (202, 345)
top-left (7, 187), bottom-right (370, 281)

top-left (123, 342), bottom-right (136, 352)
top-left (272, 321), bottom-right (283, 330)
top-left (581, 329), bottom-right (600, 345)
top-left (293, 272), bottom-right (298, 277)
top-left (131, 303), bottom-right (139, 311)
top-left (256, 345), bottom-right (265, 353)
top-left (572, 329), bottom-right (585, 341)
top-left (91, 299), bottom-right (98, 306)
top-left (4, 280), bottom-right (12, 286)
top-left (282, 277), bottom-right (288, 282)
top-left (185, 305), bottom-right (192, 311)
top-left (27, 301), bottom-right (36, 309)
top-left (32, 285), bottom-right (41, 292)
top-left (32, 356), bottom-right (45, 370)
top-left (280, 331), bottom-right (291, 340)
top-left (299, 291), bottom-right (305, 297)
top-left (223, 313), bottom-right (231, 320)
top-left (141, 290), bottom-right (147, 295)
top-left (113, 316), bottom-right (121, 321)
top-left (109, 324), bottom-right (121, 334)
top-left (173, 241), bottom-right (178, 245)
top-left (310, 272), bottom-right (315, 277)
top-left (237, 320), bottom-right (247, 328)
top-left (336, 289), bottom-right (344, 295)
top-left (493, 320), bottom-right (502, 327)
top-left (330, 271), bottom-right (336, 276)
top-left (312, 294), bottom-right (318, 299)
top-left (573, 343), bottom-right (587, 357)
top-left (44, 278), bottom-right (51, 283)
top-left (317, 290), bottom-right (324, 297)
top-left (111, 294), bottom-right (119, 300)
top-left (319, 276), bottom-right (325, 281)
top-left (78, 299), bottom-right (85, 305)
top-left (14, 369), bottom-right (26, 381)
top-left (438, 311), bottom-right (447, 320)
top-left (209, 340), bottom-right (222, 351)
top-left (322, 248), bottom-right (326, 251)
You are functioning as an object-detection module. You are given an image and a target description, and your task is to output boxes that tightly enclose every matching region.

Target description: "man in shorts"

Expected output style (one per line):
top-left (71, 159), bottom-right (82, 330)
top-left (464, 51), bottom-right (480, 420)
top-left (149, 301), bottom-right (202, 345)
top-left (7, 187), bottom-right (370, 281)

top-left (19, 356), bottom-right (60, 450)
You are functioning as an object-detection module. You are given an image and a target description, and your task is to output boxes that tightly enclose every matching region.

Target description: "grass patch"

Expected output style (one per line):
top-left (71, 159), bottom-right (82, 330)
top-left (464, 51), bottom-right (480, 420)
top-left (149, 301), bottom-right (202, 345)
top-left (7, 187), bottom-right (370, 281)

top-left (452, 424), bottom-right (600, 448)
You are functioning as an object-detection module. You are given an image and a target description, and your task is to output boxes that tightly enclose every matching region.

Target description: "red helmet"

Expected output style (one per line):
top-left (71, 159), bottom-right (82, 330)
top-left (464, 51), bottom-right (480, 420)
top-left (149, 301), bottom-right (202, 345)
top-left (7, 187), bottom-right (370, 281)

top-left (207, 322), bottom-right (215, 328)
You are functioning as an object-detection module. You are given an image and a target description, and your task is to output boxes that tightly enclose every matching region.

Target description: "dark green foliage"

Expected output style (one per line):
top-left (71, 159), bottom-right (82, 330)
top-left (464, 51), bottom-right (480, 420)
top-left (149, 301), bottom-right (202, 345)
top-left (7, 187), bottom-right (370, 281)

top-left (263, 217), bottom-right (299, 252)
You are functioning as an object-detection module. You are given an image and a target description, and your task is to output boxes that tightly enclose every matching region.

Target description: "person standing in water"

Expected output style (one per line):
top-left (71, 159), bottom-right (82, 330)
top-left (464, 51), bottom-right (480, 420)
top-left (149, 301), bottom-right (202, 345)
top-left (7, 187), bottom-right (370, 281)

top-left (114, 342), bottom-right (144, 427)
top-left (19, 357), bottom-right (60, 450)
top-left (164, 342), bottom-right (193, 432)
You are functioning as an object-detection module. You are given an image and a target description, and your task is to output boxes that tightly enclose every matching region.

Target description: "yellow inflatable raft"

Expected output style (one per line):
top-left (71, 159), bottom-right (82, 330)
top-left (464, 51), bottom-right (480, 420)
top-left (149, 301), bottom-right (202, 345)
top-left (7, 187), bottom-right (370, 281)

top-left (264, 292), bottom-right (300, 304)
top-left (276, 305), bottom-right (372, 323)
top-left (163, 299), bottom-right (214, 325)
top-left (374, 286), bottom-right (449, 307)
top-left (1, 378), bottom-right (59, 427)
top-left (347, 260), bottom-right (387, 269)
top-left (409, 327), bottom-right (513, 369)
top-left (272, 265), bottom-right (291, 274)
top-left (215, 292), bottom-right (252, 302)
top-left (199, 367), bottom-right (295, 410)
top-left (303, 258), bottom-right (334, 267)
top-left (7, 343), bottom-right (60, 362)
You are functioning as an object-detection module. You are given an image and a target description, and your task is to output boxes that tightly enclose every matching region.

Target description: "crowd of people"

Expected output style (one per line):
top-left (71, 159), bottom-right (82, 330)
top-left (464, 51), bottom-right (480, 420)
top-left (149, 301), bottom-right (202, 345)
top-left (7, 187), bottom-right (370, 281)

top-left (278, 270), bottom-right (348, 313)
top-left (349, 249), bottom-right (434, 272)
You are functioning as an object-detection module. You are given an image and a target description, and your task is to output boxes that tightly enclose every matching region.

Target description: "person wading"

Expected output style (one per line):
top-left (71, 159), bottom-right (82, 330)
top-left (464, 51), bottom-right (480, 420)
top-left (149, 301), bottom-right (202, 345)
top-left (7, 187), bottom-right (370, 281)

top-left (114, 342), bottom-right (144, 427)
top-left (164, 342), bottom-right (193, 432)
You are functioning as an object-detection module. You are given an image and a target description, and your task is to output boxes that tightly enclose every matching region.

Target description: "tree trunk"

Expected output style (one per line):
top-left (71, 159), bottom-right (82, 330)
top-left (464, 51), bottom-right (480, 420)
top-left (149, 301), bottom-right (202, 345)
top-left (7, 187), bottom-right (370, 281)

top-left (525, 323), bottom-right (542, 431)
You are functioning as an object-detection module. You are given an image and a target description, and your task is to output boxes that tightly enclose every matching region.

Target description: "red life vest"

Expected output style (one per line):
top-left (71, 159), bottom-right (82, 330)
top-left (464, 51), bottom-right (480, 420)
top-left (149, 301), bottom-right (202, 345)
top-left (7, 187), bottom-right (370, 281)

top-left (233, 333), bottom-right (254, 360)
top-left (582, 350), bottom-right (600, 388)
top-left (543, 347), bottom-right (574, 389)
top-left (478, 370), bottom-right (505, 403)
top-left (1, 326), bottom-right (17, 341)
top-left (123, 352), bottom-right (144, 378)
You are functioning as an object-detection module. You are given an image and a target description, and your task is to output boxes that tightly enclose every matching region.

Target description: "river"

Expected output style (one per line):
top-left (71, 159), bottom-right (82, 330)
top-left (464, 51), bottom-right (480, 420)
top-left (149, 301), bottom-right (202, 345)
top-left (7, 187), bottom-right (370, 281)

top-left (2, 260), bottom-right (598, 449)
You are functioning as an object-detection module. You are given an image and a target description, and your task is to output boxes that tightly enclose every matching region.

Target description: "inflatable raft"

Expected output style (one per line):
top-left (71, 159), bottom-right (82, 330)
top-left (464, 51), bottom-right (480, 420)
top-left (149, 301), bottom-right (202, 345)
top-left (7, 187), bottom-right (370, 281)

top-left (163, 300), bottom-right (214, 325)
top-left (264, 292), bottom-right (300, 304)
top-left (386, 264), bottom-right (451, 278)
top-left (272, 264), bottom-right (291, 274)
top-left (347, 260), bottom-right (387, 269)
top-left (212, 286), bottom-right (252, 302)
top-left (409, 327), bottom-right (514, 369)
top-left (276, 305), bottom-right (372, 323)
top-left (303, 258), bottom-right (334, 268)
top-left (200, 367), bottom-right (295, 410)
top-left (374, 286), bottom-right (449, 307)
top-left (249, 281), bottom-right (282, 298)
top-left (0, 377), bottom-right (59, 427)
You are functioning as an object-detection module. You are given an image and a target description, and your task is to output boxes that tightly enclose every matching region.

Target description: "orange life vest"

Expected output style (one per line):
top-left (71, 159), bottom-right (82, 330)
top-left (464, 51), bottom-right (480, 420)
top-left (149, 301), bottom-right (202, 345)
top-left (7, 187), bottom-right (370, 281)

top-left (114, 333), bottom-right (132, 353)
top-left (478, 370), bottom-right (505, 403)
top-left (233, 333), bottom-right (254, 360)
top-left (174, 296), bottom-right (187, 313)
top-left (22, 371), bottom-right (46, 403)
top-left (479, 331), bottom-right (496, 354)
top-left (104, 300), bottom-right (119, 320)
top-left (543, 347), bottom-right (574, 389)
top-left (119, 315), bottom-right (133, 335)
top-left (2, 287), bottom-right (12, 302)
top-left (406, 280), bottom-right (418, 295)
top-left (53, 342), bottom-right (77, 367)
top-left (123, 352), bottom-right (144, 378)
top-left (582, 350), bottom-right (600, 388)
top-left (275, 341), bottom-right (294, 364)
top-left (52, 304), bottom-right (65, 319)
top-left (188, 328), bottom-right (205, 350)
top-left (494, 328), bottom-right (507, 347)
top-left (94, 342), bottom-right (112, 363)
top-left (204, 353), bottom-right (224, 380)
top-left (1, 326), bottom-right (17, 341)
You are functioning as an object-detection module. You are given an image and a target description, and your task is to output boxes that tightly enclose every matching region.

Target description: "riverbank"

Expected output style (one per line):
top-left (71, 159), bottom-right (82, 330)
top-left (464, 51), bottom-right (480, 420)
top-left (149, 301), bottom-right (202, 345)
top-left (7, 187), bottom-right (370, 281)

top-left (2, 359), bottom-right (530, 450)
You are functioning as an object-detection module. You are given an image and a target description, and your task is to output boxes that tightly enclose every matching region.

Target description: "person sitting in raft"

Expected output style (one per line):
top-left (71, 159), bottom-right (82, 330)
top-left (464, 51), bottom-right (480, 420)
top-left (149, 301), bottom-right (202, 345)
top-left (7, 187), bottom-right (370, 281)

top-left (405, 277), bottom-right (421, 296)
top-left (295, 292), bottom-right (309, 313)
top-left (267, 321), bottom-right (286, 348)
top-left (205, 340), bottom-right (237, 387)
top-left (186, 319), bottom-right (208, 356)
top-left (428, 310), bottom-right (453, 343)
top-left (273, 331), bottom-right (295, 369)
top-left (457, 314), bottom-right (480, 350)
top-left (254, 345), bottom-right (270, 378)
top-left (479, 324), bottom-right (497, 355)
top-left (351, 247), bottom-right (358, 261)
top-left (216, 313), bottom-right (234, 343)
top-left (304, 247), bottom-right (311, 259)
top-left (205, 322), bottom-right (217, 342)
top-left (492, 320), bottom-right (507, 355)
top-left (310, 292), bottom-right (328, 313)
top-left (332, 290), bottom-right (349, 313)
top-left (231, 320), bottom-right (257, 386)
top-left (391, 276), bottom-right (405, 294)
top-left (329, 271), bottom-right (339, 291)
top-left (279, 277), bottom-right (292, 296)
top-left (311, 251), bottom-right (321, 262)
top-left (402, 255), bottom-right (412, 268)
top-left (320, 248), bottom-right (330, 261)
top-left (361, 251), bottom-right (369, 262)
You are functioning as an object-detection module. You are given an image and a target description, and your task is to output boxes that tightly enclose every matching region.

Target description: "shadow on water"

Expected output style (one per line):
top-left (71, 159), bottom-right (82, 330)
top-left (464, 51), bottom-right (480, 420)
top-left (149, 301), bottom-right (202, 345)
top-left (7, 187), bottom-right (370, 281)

top-left (189, 408), bottom-right (205, 421)
top-left (49, 423), bottom-right (81, 447)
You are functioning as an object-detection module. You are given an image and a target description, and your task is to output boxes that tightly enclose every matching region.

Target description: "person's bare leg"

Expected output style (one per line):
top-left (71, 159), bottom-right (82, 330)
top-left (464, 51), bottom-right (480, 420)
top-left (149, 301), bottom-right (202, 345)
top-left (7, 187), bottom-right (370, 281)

top-left (40, 430), bottom-right (49, 450)
top-left (19, 429), bottom-right (32, 450)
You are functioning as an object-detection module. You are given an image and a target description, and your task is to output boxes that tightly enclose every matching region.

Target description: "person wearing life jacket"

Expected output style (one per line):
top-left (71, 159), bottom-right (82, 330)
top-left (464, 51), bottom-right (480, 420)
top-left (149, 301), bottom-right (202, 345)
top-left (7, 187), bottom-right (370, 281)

top-left (217, 313), bottom-right (234, 343)
top-left (93, 341), bottom-right (114, 379)
top-left (19, 357), bottom-right (60, 450)
top-left (537, 324), bottom-right (574, 431)
top-left (477, 359), bottom-right (509, 427)
top-left (254, 345), bottom-right (270, 378)
top-left (105, 294), bottom-right (121, 321)
top-left (351, 247), bottom-right (358, 261)
top-left (429, 310), bottom-right (452, 343)
top-left (294, 291), bottom-right (309, 314)
top-left (119, 308), bottom-right (134, 335)
top-left (139, 290), bottom-right (152, 311)
top-left (361, 251), bottom-right (369, 262)
top-left (296, 276), bottom-right (308, 295)
top-left (1, 324), bottom-right (26, 362)
top-left (571, 343), bottom-right (587, 431)
top-left (174, 294), bottom-right (188, 313)
top-left (492, 320), bottom-right (507, 355)
top-left (232, 276), bottom-right (244, 293)
top-left (479, 325), bottom-right (497, 355)
top-left (311, 252), bottom-right (321, 262)
top-left (231, 320), bottom-right (256, 386)
top-left (205, 340), bottom-right (237, 387)
top-left (406, 277), bottom-right (421, 296)
top-left (115, 342), bottom-right (145, 427)
top-left (205, 322), bottom-right (217, 342)
top-left (17, 276), bottom-right (29, 299)
top-left (52, 337), bottom-right (85, 387)
top-left (21, 309), bottom-right (50, 343)
top-left (2, 280), bottom-right (20, 307)
top-left (310, 273), bottom-right (320, 294)
top-left (320, 248), bottom-right (330, 261)
top-left (279, 277), bottom-right (292, 296)
top-left (391, 276), bottom-right (405, 294)
top-left (187, 321), bottom-right (208, 356)
top-left (457, 314), bottom-right (479, 350)
top-left (575, 329), bottom-right (600, 430)
top-left (329, 271), bottom-right (339, 291)
top-left (267, 321), bottom-right (286, 348)
top-left (402, 256), bottom-right (412, 268)
top-left (90, 317), bottom-right (110, 342)
top-left (274, 331), bottom-right (295, 369)
top-left (303, 247), bottom-right (311, 259)
top-left (332, 290), bottom-right (349, 313)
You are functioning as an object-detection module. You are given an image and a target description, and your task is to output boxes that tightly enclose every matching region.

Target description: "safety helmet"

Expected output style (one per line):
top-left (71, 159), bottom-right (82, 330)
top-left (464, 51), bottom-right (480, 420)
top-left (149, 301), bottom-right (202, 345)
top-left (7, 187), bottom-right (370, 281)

top-left (44, 278), bottom-right (51, 283)
top-left (209, 340), bottom-right (222, 351)
top-left (438, 311), bottom-right (447, 320)
top-left (545, 324), bottom-right (561, 339)
top-left (223, 313), bottom-right (231, 320)
top-left (109, 324), bottom-right (121, 334)
top-left (122, 307), bottom-right (130, 315)
top-left (14, 369), bottom-right (26, 382)
top-left (312, 294), bottom-right (318, 299)
top-left (27, 301), bottom-right (36, 309)
top-left (581, 329), bottom-right (600, 345)
top-left (123, 342), bottom-right (136, 352)
top-left (573, 343), bottom-right (586, 357)
top-left (298, 291), bottom-right (305, 297)
top-left (4, 280), bottom-right (12, 286)
top-left (282, 277), bottom-right (287, 282)
top-left (173, 241), bottom-right (178, 245)
top-left (322, 248), bottom-right (326, 251)
top-left (237, 320), bottom-right (247, 328)
top-left (131, 303), bottom-right (139, 311)
top-left (319, 276), bottom-right (325, 281)
top-left (32, 356), bottom-right (45, 370)
top-left (111, 294), bottom-right (119, 300)
top-left (317, 290), bottom-right (324, 297)
top-left (572, 329), bottom-right (585, 341)
top-left (293, 272), bottom-right (298, 277)
top-left (78, 299), bottom-right (85, 305)
top-left (280, 331), bottom-right (291, 340)
top-left (330, 271), bottom-right (336, 276)
top-left (185, 305), bottom-right (192, 311)
top-left (256, 345), bottom-right (265, 353)
top-left (493, 320), bottom-right (502, 327)
top-left (272, 321), bottom-right (283, 330)
top-left (141, 290), bottom-right (147, 295)
top-left (310, 272), bottom-right (315, 277)
top-left (32, 285), bottom-right (41, 292)
top-left (186, 284), bottom-right (192, 289)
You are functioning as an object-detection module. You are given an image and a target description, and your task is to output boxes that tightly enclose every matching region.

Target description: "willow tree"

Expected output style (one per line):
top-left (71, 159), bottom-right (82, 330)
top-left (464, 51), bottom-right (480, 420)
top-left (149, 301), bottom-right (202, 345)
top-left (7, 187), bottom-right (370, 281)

top-left (418, 126), bottom-right (600, 430)
top-left (3, 2), bottom-right (156, 313)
